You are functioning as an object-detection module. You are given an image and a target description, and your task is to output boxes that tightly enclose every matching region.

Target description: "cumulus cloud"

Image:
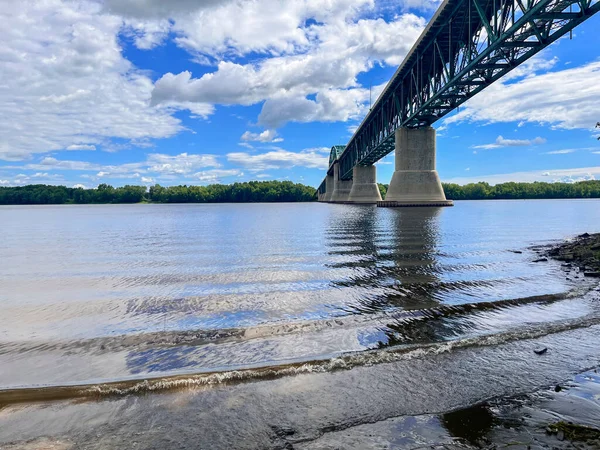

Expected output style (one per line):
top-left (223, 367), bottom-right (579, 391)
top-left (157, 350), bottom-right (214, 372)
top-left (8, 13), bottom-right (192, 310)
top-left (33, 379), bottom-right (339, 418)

top-left (118, 0), bottom-right (376, 55)
top-left (145, 152), bottom-right (220, 174)
top-left (10, 153), bottom-right (221, 182)
top-left (151, 13), bottom-right (424, 127)
top-left (102, 0), bottom-right (229, 18)
top-left (473, 136), bottom-right (546, 150)
top-left (227, 147), bottom-right (329, 171)
top-left (0, 0), bottom-right (182, 161)
top-left (445, 61), bottom-right (600, 131)
top-left (241, 130), bottom-right (283, 143)
top-left (258, 87), bottom-right (379, 128)
top-left (107, 0), bottom-right (372, 56)
top-left (192, 169), bottom-right (243, 182)
top-left (0, 0), bottom-right (431, 163)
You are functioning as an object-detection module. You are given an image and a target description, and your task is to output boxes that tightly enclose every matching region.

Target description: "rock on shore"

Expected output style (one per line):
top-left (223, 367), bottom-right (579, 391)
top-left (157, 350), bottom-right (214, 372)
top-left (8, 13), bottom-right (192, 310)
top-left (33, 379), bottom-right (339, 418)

top-left (546, 232), bottom-right (600, 277)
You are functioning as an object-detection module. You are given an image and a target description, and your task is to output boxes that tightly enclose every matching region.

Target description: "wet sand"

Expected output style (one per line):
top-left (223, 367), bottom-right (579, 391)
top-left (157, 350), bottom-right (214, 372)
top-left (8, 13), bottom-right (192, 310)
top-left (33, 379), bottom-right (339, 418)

top-left (297, 367), bottom-right (600, 449)
top-left (1, 315), bottom-right (600, 449)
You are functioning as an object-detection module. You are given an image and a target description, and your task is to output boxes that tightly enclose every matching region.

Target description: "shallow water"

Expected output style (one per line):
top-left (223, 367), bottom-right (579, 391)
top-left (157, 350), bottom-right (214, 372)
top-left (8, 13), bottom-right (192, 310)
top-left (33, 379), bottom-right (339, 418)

top-left (1, 200), bottom-right (600, 392)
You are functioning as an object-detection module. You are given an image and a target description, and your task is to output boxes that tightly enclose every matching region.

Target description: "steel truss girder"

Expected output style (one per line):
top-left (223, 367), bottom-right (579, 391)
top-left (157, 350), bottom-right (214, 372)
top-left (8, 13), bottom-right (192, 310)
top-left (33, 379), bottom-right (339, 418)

top-left (331, 0), bottom-right (599, 180)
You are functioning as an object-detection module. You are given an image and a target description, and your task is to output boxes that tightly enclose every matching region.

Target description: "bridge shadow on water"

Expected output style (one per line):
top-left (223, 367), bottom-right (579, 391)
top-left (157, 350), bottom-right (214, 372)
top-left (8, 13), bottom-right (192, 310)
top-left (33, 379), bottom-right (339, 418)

top-left (324, 205), bottom-right (492, 349)
top-left (325, 205), bottom-right (443, 310)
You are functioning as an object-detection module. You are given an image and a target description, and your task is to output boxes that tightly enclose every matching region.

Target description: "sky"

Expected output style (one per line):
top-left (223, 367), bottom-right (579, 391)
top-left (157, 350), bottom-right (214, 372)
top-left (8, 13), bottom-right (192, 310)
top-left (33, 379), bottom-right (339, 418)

top-left (0, 0), bottom-right (599, 189)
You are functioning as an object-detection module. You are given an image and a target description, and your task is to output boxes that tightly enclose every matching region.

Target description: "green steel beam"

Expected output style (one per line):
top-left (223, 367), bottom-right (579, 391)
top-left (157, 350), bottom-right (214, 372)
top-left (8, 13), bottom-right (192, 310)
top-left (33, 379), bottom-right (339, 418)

top-left (323, 0), bottom-right (599, 181)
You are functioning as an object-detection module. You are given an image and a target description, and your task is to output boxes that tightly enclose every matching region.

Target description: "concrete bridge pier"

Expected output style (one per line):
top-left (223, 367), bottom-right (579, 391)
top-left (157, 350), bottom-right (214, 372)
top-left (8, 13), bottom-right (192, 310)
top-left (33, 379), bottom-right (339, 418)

top-left (322, 173), bottom-right (334, 202)
top-left (347, 165), bottom-right (382, 204)
top-left (381, 127), bottom-right (453, 207)
top-left (329, 163), bottom-right (352, 203)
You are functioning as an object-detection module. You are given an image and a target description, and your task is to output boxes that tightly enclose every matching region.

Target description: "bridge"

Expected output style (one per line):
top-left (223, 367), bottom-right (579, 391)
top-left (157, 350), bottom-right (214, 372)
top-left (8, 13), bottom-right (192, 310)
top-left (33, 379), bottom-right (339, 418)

top-left (317, 0), bottom-right (599, 206)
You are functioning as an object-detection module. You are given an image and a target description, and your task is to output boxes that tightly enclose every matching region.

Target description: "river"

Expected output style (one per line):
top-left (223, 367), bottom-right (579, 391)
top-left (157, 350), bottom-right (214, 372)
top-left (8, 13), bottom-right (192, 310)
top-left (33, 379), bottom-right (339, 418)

top-left (1, 200), bottom-right (599, 448)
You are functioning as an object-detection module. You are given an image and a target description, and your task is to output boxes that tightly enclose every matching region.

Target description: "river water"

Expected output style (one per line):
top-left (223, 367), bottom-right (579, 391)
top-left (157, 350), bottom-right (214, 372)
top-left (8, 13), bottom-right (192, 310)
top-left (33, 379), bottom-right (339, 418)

top-left (1, 200), bottom-right (600, 448)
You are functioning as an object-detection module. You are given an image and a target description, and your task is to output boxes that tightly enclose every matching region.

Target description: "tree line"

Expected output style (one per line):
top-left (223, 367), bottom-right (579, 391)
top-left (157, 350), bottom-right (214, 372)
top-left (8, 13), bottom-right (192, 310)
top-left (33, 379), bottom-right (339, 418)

top-left (377, 180), bottom-right (600, 200)
top-left (0, 181), bottom-right (317, 205)
top-left (2, 180), bottom-right (600, 205)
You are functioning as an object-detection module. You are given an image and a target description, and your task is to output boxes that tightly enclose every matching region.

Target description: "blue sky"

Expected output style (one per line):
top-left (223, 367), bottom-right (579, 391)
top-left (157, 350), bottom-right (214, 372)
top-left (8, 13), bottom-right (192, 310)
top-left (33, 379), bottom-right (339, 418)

top-left (0, 0), bottom-right (599, 189)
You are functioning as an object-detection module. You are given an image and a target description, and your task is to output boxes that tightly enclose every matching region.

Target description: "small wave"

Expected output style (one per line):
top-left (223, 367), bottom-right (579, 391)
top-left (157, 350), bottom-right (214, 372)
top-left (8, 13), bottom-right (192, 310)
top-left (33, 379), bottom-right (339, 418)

top-left (2, 304), bottom-right (599, 407)
top-left (0, 289), bottom-right (582, 357)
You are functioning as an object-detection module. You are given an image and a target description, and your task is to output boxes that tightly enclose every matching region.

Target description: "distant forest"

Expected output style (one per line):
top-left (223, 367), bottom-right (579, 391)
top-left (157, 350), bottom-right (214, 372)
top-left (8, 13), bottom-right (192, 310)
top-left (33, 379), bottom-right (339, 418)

top-left (0, 181), bottom-right (316, 204)
top-left (1, 180), bottom-right (600, 205)
top-left (378, 180), bottom-right (600, 200)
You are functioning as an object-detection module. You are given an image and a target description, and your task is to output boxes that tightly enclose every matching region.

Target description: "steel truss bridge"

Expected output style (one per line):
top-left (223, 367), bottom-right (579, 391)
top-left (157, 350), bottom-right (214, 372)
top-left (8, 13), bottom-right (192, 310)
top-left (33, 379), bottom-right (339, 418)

top-left (318, 0), bottom-right (599, 194)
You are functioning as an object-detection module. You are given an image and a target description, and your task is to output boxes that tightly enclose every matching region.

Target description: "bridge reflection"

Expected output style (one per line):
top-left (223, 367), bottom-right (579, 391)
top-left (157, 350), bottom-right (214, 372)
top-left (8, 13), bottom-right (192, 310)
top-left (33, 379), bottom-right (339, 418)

top-left (324, 206), bottom-right (488, 349)
top-left (325, 206), bottom-right (443, 309)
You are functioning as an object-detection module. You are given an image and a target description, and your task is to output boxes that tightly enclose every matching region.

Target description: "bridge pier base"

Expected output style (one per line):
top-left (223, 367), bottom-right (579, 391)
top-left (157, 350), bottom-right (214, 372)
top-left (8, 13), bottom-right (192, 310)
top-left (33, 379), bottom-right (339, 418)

top-left (381, 127), bottom-right (453, 207)
top-left (330, 163), bottom-right (352, 203)
top-left (347, 165), bottom-right (382, 204)
top-left (321, 173), bottom-right (334, 202)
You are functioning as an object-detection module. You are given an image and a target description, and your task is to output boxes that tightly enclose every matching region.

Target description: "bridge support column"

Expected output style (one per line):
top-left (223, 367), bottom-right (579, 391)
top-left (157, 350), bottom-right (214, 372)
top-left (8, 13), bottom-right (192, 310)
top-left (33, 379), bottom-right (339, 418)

top-left (347, 165), bottom-right (382, 204)
top-left (382, 127), bottom-right (453, 207)
top-left (330, 163), bottom-right (352, 203)
top-left (322, 174), bottom-right (334, 202)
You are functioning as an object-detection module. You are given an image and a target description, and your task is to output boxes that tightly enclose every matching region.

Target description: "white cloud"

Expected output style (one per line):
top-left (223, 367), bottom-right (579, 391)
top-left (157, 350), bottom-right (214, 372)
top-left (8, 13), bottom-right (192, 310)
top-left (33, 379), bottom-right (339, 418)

top-left (241, 130), bottom-right (283, 143)
top-left (473, 135), bottom-right (546, 150)
top-left (102, 0), bottom-right (229, 19)
top-left (151, 13), bottom-right (424, 127)
top-left (141, 176), bottom-right (154, 183)
top-left (545, 149), bottom-right (576, 154)
top-left (37, 157), bottom-right (98, 171)
top-left (193, 169), bottom-right (243, 182)
top-left (445, 61), bottom-right (600, 132)
top-left (149, 0), bottom-right (375, 56)
top-left (258, 87), bottom-right (380, 128)
top-left (73, 183), bottom-right (87, 189)
top-left (66, 144), bottom-right (97, 151)
top-left (145, 152), bottom-right (220, 174)
top-left (10, 152), bottom-right (220, 182)
top-left (227, 147), bottom-right (329, 171)
top-left (0, 171), bottom-right (66, 187)
top-left (444, 166), bottom-right (600, 185)
top-left (121, 18), bottom-right (172, 49)
top-left (0, 0), bottom-right (182, 161)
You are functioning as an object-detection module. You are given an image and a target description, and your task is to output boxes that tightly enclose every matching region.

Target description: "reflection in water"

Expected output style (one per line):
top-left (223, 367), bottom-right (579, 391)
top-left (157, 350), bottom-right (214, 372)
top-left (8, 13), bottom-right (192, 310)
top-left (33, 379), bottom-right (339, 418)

top-left (325, 206), bottom-right (457, 348)
top-left (1, 201), bottom-right (600, 387)
top-left (326, 206), bottom-right (442, 308)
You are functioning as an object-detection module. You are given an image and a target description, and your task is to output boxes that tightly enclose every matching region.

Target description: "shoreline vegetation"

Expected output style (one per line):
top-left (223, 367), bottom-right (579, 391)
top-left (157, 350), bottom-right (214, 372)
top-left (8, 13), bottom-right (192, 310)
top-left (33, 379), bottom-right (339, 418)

top-left (1, 179), bottom-right (600, 205)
